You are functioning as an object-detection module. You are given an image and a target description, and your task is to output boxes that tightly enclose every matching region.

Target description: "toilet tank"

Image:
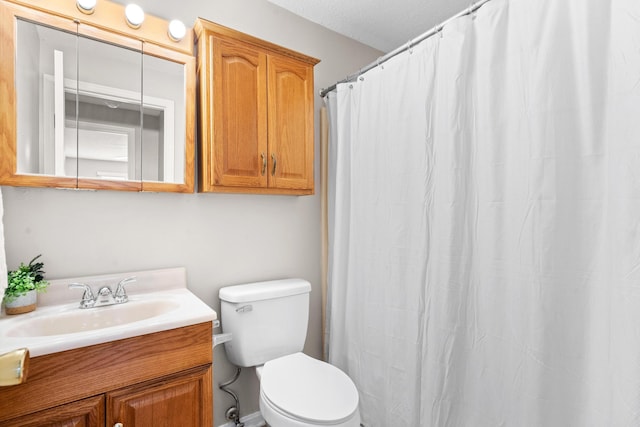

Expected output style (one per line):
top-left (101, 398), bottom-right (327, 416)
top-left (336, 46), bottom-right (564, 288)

top-left (219, 278), bottom-right (311, 367)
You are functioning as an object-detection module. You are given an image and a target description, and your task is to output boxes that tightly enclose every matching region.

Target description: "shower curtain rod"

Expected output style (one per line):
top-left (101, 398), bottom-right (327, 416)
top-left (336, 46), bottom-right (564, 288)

top-left (319, 0), bottom-right (493, 98)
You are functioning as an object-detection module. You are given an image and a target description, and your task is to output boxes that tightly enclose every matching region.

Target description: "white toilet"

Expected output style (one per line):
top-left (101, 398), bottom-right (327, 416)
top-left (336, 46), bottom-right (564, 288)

top-left (219, 279), bottom-right (361, 427)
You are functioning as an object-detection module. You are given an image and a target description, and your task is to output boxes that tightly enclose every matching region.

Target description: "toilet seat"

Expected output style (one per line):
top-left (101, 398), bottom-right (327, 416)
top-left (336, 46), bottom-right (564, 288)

top-left (259, 352), bottom-right (360, 426)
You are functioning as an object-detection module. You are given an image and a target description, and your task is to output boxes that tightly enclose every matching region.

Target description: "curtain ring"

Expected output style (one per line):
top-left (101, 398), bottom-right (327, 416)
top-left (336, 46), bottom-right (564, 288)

top-left (407, 39), bottom-right (413, 54)
top-left (469, 3), bottom-right (476, 19)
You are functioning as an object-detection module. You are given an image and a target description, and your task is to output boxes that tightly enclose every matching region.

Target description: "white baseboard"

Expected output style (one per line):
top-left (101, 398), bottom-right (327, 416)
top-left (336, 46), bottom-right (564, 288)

top-left (218, 411), bottom-right (265, 427)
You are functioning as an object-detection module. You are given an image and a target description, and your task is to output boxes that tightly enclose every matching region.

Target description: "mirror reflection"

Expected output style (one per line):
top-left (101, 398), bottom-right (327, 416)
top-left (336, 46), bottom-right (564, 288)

top-left (15, 19), bottom-right (187, 185)
top-left (75, 33), bottom-right (142, 182)
top-left (16, 20), bottom-right (78, 177)
top-left (143, 55), bottom-right (186, 184)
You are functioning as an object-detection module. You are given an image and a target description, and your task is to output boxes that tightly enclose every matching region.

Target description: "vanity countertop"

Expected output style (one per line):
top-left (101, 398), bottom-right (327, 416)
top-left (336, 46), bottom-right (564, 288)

top-left (0, 267), bottom-right (216, 357)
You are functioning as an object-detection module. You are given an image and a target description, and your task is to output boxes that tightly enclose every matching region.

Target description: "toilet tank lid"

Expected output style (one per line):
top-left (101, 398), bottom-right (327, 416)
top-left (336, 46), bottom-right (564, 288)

top-left (219, 278), bottom-right (311, 303)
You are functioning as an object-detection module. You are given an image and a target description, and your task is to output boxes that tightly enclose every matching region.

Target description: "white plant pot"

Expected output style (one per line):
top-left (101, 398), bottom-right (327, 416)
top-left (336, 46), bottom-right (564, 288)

top-left (4, 290), bottom-right (37, 315)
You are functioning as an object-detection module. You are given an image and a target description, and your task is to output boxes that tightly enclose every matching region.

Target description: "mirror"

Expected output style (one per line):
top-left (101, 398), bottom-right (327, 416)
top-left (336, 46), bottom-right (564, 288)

top-left (0, 0), bottom-right (195, 192)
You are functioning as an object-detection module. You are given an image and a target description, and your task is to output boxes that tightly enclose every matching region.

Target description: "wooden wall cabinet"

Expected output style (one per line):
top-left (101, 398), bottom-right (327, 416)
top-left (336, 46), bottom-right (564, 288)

top-left (195, 19), bottom-right (320, 195)
top-left (0, 323), bottom-right (213, 427)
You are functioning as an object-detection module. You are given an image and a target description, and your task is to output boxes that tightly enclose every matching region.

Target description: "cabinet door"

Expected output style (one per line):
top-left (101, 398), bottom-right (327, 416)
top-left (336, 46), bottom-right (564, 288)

top-left (267, 54), bottom-right (314, 191)
top-left (107, 365), bottom-right (212, 427)
top-left (210, 38), bottom-right (268, 189)
top-left (1, 395), bottom-right (104, 427)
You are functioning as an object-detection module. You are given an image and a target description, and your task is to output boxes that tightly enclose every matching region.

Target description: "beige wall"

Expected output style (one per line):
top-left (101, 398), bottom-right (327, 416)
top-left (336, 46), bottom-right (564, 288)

top-left (1, 0), bottom-right (380, 425)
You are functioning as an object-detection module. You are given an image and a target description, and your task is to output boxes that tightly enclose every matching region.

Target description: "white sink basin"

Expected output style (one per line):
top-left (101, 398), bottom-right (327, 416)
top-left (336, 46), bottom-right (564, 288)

top-left (6, 298), bottom-right (180, 337)
top-left (0, 268), bottom-right (217, 357)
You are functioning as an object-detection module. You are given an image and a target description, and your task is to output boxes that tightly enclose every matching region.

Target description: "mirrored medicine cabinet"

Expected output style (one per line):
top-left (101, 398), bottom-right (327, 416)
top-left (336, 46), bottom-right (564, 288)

top-left (0, 0), bottom-right (195, 192)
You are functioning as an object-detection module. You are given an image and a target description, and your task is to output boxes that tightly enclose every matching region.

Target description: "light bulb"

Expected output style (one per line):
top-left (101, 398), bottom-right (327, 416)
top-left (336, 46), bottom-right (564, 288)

top-left (168, 20), bottom-right (186, 42)
top-left (76, 0), bottom-right (96, 14)
top-left (125, 4), bottom-right (145, 29)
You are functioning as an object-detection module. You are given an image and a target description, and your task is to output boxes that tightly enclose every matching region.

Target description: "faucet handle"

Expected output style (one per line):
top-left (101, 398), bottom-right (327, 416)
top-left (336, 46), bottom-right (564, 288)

top-left (114, 276), bottom-right (136, 303)
top-left (68, 283), bottom-right (95, 308)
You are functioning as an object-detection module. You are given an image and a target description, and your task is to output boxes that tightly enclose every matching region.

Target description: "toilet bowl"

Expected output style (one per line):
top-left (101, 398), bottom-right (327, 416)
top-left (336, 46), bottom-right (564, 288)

top-left (219, 279), bottom-right (361, 427)
top-left (258, 353), bottom-right (360, 427)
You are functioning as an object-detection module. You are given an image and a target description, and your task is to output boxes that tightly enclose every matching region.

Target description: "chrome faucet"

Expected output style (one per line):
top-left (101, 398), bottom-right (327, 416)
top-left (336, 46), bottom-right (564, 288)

top-left (114, 276), bottom-right (136, 303)
top-left (68, 276), bottom-right (136, 309)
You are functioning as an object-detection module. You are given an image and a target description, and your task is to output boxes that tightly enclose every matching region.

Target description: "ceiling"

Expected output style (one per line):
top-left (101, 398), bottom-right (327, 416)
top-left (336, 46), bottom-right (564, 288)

top-left (267, 0), bottom-right (473, 53)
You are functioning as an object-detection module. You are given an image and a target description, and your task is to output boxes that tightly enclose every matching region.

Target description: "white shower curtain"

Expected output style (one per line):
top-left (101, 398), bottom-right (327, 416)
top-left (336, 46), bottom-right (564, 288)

top-left (325, 0), bottom-right (640, 425)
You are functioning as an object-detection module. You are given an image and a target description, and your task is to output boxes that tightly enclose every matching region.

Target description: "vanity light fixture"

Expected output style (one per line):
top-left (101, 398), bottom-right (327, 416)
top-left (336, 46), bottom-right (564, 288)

top-left (76, 0), bottom-right (96, 14)
top-left (168, 19), bottom-right (186, 42)
top-left (124, 4), bottom-right (145, 29)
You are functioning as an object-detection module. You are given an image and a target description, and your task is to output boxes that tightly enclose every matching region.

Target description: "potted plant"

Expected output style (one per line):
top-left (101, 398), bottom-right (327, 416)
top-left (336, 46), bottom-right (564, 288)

top-left (3, 255), bottom-right (49, 315)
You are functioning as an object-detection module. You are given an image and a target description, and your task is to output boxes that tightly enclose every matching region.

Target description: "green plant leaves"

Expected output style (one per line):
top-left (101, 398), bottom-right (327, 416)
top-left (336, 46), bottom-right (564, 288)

top-left (4, 254), bottom-right (49, 303)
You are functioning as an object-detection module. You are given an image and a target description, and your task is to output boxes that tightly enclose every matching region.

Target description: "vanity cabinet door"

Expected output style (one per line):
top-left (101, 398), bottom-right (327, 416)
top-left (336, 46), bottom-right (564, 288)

top-left (106, 365), bottom-right (212, 427)
top-left (210, 38), bottom-right (268, 189)
top-left (267, 53), bottom-right (315, 191)
top-left (1, 395), bottom-right (105, 427)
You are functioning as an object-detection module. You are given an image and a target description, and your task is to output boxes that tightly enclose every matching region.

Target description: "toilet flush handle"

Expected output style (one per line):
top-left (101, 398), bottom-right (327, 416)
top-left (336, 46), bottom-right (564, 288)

top-left (236, 304), bottom-right (252, 313)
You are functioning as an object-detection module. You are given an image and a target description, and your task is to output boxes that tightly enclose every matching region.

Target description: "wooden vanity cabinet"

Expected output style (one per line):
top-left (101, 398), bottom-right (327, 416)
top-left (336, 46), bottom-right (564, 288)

top-left (195, 19), bottom-right (320, 195)
top-left (0, 322), bottom-right (213, 427)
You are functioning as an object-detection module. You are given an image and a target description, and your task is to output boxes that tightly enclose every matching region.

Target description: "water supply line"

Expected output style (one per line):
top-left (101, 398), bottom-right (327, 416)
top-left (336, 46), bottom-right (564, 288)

top-left (213, 321), bottom-right (244, 426)
top-left (219, 367), bottom-right (244, 427)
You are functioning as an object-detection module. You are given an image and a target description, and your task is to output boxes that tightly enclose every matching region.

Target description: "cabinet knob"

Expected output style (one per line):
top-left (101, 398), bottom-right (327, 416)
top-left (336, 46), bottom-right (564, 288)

top-left (261, 153), bottom-right (267, 176)
top-left (114, 423), bottom-right (123, 427)
top-left (271, 153), bottom-right (277, 176)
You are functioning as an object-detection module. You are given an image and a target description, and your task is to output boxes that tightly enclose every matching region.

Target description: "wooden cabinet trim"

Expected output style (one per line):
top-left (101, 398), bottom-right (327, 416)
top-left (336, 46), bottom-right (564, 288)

top-left (3, 0), bottom-right (194, 55)
top-left (0, 395), bottom-right (105, 427)
top-left (194, 18), bottom-right (319, 66)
